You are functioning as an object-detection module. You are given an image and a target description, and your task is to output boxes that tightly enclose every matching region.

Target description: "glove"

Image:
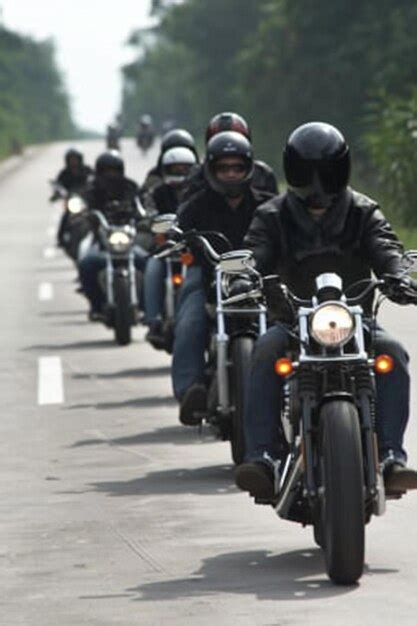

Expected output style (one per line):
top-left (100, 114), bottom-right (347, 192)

top-left (381, 274), bottom-right (417, 305)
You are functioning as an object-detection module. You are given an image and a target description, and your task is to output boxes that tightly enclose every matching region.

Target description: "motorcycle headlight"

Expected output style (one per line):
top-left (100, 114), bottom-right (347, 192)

top-left (310, 303), bottom-right (355, 348)
top-left (67, 197), bottom-right (85, 214)
top-left (108, 231), bottom-right (132, 252)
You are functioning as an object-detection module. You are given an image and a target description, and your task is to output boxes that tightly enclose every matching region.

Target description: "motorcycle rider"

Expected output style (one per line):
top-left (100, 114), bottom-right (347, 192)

top-left (181, 112), bottom-right (278, 202)
top-left (79, 150), bottom-right (147, 319)
top-left (140, 128), bottom-right (199, 209)
top-left (136, 114), bottom-right (155, 148)
top-left (51, 148), bottom-right (93, 248)
top-left (235, 121), bottom-right (417, 497)
top-left (171, 131), bottom-right (273, 424)
top-left (144, 146), bottom-right (199, 347)
top-left (51, 148), bottom-right (93, 198)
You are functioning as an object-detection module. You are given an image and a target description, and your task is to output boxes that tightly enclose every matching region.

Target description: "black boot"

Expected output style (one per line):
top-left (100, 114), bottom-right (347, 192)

top-left (179, 384), bottom-right (207, 426)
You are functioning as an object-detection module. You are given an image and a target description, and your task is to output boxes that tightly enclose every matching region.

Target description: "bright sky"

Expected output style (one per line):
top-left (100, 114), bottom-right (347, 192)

top-left (1, 0), bottom-right (152, 131)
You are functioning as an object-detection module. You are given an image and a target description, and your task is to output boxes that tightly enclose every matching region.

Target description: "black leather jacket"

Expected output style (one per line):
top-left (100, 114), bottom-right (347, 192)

top-left (244, 188), bottom-right (404, 306)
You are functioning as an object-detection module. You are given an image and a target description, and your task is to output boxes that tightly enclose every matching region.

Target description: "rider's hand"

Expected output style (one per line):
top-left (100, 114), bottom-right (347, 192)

top-left (381, 274), bottom-right (417, 305)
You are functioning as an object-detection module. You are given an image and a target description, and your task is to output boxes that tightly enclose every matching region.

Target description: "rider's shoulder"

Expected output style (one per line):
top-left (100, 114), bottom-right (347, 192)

top-left (350, 188), bottom-right (380, 213)
top-left (252, 192), bottom-right (287, 219)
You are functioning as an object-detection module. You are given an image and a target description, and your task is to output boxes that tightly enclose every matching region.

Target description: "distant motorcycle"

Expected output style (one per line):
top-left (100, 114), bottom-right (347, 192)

top-left (50, 181), bottom-right (90, 261)
top-left (92, 205), bottom-right (141, 345)
top-left (136, 130), bottom-right (155, 153)
top-left (232, 248), bottom-right (417, 584)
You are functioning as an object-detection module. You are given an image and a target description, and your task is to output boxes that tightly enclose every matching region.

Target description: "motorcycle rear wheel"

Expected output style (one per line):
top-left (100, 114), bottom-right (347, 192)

top-left (229, 336), bottom-right (254, 465)
top-left (319, 400), bottom-right (365, 585)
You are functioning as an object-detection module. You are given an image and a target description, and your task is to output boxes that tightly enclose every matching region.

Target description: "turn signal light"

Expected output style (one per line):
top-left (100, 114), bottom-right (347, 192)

top-left (181, 251), bottom-right (194, 266)
top-left (155, 233), bottom-right (166, 246)
top-left (374, 354), bottom-right (394, 375)
top-left (274, 358), bottom-right (294, 377)
top-left (172, 273), bottom-right (184, 286)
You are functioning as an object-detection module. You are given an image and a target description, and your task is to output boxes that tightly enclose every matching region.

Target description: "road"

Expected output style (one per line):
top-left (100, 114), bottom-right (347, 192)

top-left (1, 139), bottom-right (417, 625)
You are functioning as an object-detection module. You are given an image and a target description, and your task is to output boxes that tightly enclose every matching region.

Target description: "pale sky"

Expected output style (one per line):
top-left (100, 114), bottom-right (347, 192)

top-left (1, 0), bottom-right (153, 131)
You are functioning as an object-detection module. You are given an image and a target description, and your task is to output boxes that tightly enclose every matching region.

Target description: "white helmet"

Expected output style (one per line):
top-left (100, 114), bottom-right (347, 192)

top-left (161, 147), bottom-right (197, 186)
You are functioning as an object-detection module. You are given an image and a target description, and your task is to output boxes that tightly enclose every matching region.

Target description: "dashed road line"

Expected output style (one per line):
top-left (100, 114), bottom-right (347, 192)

top-left (43, 246), bottom-right (56, 260)
top-left (38, 282), bottom-right (54, 301)
top-left (38, 356), bottom-right (64, 405)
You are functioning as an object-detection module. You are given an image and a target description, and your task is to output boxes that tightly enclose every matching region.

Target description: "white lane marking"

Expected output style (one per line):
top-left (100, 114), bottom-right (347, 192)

top-left (43, 246), bottom-right (56, 259)
top-left (38, 282), bottom-right (54, 301)
top-left (38, 357), bottom-right (64, 405)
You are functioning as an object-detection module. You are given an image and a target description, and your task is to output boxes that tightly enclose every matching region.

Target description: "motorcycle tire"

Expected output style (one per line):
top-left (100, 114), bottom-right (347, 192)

top-left (229, 336), bottom-right (254, 465)
top-left (319, 400), bottom-right (365, 585)
top-left (114, 274), bottom-right (132, 346)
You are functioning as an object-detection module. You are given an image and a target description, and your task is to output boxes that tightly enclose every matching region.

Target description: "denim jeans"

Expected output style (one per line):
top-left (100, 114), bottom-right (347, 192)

top-left (244, 322), bottom-right (410, 464)
top-left (79, 246), bottom-right (148, 312)
top-left (143, 257), bottom-right (166, 325)
top-left (171, 266), bottom-right (207, 399)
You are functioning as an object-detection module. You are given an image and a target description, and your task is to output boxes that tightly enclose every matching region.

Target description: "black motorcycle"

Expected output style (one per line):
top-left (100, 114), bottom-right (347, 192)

top-left (92, 206), bottom-right (142, 345)
top-left (151, 215), bottom-right (267, 463)
top-left (227, 249), bottom-right (417, 584)
top-left (50, 181), bottom-right (90, 262)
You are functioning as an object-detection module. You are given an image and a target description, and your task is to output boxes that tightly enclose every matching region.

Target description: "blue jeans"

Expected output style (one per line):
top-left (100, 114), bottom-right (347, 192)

top-left (143, 257), bottom-right (166, 325)
top-left (79, 247), bottom-right (148, 312)
top-left (244, 322), bottom-right (410, 464)
top-left (172, 266), bottom-right (207, 399)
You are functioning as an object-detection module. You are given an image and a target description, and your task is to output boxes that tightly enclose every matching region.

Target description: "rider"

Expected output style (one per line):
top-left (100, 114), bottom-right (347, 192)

top-left (181, 112), bottom-right (278, 202)
top-left (144, 146), bottom-right (198, 347)
top-left (79, 150), bottom-right (147, 319)
top-left (140, 128), bottom-right (199, 208)
top-left (52, 148), bottom-right (93, 248)
top-left (235, 121), bottom-right (417, 497)
top-left (171, 131), bottom-right (273, 424)
top-left (51, 148), bottom-right (93, 198)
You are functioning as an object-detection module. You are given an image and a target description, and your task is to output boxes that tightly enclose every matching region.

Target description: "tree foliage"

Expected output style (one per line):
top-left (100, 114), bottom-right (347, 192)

top-left (121, 0), bottom-right (417, 223)
top-left (0, 24), bottom-right (75, 158)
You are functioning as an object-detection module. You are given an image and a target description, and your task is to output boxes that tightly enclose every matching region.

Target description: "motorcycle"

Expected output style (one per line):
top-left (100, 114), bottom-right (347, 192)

top-left (50, 181), bottom-right (90, 262)
top-left (136, 130), bottom-right (155, 153)
top-left (92, 204), bottom-right (142, 345)
top-left (151, 214), bottom-right (267, 463)
top-left (227, 248), bottom-right (417, 584)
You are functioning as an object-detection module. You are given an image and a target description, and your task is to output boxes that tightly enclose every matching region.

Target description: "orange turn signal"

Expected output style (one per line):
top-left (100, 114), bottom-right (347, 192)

top-left (274, 358), bottom-right (294, 377)
top-left (155, 233), bottom-right (166, 246)
top-left (374, 354), bottom-right (394, 375)
top-left (172, 273), bottom-right (184, 286)
top-left (181, 251), bottom-right (194, 266)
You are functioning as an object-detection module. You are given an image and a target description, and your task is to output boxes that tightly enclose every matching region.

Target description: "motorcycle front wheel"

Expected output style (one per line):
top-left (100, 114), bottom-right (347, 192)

top-left (229, 336), bottom-right (254, 465)
top-left (319, 400), bottom-right (365, 585)
top-left (114, 274), bottom-right (132, 346)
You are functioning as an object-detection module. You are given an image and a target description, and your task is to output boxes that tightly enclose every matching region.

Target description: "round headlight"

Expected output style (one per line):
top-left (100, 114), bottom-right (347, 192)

top-left (108, 230), bottom-right (132, 252)
top-left (67, 197), bottom-right (85, 214)
top-left (310, 303), bottom-right (355, 348)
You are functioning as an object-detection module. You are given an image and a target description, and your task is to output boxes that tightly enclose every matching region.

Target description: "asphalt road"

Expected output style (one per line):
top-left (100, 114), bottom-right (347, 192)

top-left (2, 139), bottom-right (417, 625)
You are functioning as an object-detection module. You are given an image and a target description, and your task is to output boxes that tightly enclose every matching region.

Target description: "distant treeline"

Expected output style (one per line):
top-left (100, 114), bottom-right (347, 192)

top-left (0, 24), bottom-right (75, 159)
top-left (121, 0), bottom-right (417, 225)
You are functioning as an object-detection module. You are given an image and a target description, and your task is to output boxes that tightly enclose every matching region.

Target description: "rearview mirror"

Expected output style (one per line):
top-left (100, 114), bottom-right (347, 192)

top-left (401, 250), bottom-right (417, 276)
top-left (219, 249), bottom-right (256, 273)
top-left (151, 213), bottom-right (178, 234)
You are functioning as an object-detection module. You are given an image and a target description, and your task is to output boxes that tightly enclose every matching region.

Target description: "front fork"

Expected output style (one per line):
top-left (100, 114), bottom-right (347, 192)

top-left (105, 252), bottom-right (137, 308)
top-left (215, 269), bottom-right (268, 416)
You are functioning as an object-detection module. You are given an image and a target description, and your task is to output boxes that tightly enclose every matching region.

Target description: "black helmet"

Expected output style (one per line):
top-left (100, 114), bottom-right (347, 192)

top-left (161, 128), bottom-right (197, 153)
top-left (65, 147), bottom-right (83, 167)
top-left (95, 150), bottom-right (125, 177)
top-left (283, 122), bottom-right (350, 207)
top-left (204, 131), bottom-right (254, 198)
top-left (205, 112), bottom-right (251, 144)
